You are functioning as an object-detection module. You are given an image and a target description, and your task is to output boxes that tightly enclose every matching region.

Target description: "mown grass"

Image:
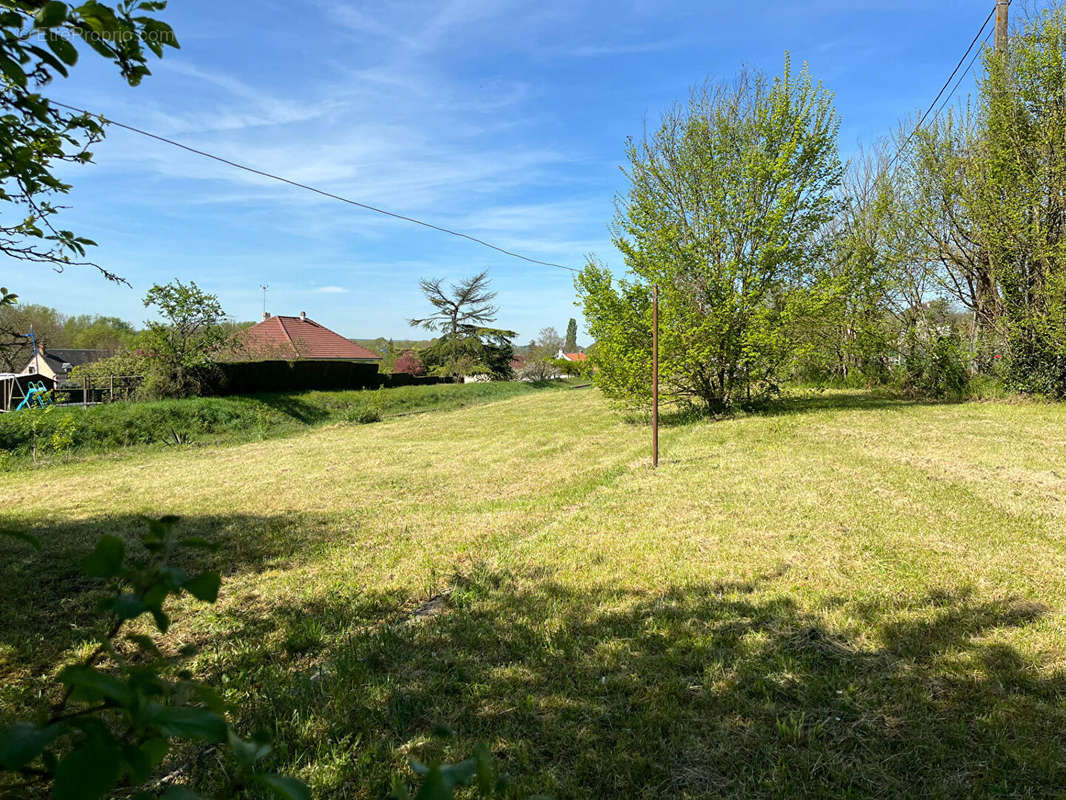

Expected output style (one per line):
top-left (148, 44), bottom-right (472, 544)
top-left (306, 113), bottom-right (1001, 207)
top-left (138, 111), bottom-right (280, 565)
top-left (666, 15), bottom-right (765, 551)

top-left (0, 380), bottom-right (562, 467)
top-left (2, 388), bottom-right (1066, 797)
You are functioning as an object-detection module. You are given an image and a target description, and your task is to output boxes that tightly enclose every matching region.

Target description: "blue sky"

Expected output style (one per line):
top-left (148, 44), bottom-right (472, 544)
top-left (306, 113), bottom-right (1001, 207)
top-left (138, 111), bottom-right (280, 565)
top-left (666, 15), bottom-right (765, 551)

top-left (6, 0), bottom-right (1004, 342)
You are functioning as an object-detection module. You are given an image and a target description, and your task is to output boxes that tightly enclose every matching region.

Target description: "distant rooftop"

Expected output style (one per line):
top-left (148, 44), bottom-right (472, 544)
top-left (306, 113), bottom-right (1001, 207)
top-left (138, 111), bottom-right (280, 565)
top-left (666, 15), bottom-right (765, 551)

top-left (232, 313), bottom-right (382, 361)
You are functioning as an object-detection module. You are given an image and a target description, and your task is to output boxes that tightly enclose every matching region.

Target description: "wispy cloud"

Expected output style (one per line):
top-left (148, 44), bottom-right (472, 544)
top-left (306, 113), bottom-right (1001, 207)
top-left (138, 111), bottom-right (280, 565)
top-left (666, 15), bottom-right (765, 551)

top-left (567, 38), bottom-right (685, 57)
top-left (310, 286), bottom-right (349, 294)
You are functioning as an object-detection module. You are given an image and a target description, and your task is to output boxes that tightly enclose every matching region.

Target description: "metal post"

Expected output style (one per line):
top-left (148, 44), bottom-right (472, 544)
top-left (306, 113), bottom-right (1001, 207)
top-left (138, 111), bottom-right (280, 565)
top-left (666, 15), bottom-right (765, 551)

top-left (652, 283), bottom-right (659, 468)
top-left (109, 375), bottom-right (114, 403)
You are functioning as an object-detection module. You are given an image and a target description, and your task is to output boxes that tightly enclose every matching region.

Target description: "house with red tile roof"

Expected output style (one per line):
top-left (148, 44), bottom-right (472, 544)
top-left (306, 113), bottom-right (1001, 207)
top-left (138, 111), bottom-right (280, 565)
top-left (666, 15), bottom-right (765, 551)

top-left (228, 312), bottom-right (381, 363)
top-left (556, 349), bottom-right (588, 363)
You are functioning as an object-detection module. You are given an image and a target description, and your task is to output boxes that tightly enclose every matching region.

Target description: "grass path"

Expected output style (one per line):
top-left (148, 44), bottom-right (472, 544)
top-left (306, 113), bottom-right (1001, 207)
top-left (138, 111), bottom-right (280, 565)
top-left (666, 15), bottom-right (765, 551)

top-left (3, 389), bottom-right (1066, 798)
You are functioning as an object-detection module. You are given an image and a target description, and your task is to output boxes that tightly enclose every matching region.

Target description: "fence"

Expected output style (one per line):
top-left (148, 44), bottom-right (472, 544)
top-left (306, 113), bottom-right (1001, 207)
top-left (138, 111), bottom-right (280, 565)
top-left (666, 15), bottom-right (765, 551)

top-left (59, 375), bottom-right (144, 406)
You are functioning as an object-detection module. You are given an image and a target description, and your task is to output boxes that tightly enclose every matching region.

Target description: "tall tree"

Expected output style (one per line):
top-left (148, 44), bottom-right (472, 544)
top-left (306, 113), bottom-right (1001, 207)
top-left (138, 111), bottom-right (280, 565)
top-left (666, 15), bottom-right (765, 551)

top-left (564, 318), bottom-right (578, 352)
top-left (970, 6), bottom-right (1066, 394)
top-left (411, 271), bottom-right (515, 379)
top-left (410, 270), bottom-right (499, 336)
top-left (142, 279), bottom-right (227, 396)
top-left (0, 1), bottom-right (178, 289)
top-left (578, 57), bottom-right (843, 410)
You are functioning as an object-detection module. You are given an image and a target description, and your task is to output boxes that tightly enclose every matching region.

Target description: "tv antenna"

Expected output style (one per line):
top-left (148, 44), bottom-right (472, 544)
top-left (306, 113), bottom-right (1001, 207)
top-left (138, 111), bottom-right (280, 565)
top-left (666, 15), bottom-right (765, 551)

top-left (259, 284), bottom-right (269, 317)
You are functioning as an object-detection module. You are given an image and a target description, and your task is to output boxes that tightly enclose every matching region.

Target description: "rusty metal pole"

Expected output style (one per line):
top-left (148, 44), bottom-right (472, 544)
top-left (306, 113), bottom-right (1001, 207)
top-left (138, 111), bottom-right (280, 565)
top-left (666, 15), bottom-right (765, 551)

top-left (652, 283), bottom-right (659, 468)
top-left (995, 0), bottom-right (1009, 55)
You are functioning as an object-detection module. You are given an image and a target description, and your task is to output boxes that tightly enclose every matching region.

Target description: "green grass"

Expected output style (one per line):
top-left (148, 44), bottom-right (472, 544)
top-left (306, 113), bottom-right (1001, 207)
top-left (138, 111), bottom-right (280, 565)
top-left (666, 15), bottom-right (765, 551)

top-left (0, 380), bottom-right (561, 467)
top-left (2, 388), bottom-right (1066, 797)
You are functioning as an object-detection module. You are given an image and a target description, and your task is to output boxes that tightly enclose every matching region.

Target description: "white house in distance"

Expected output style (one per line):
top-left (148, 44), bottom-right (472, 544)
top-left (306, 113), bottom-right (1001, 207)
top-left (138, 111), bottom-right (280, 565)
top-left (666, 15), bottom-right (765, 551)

top-left (556, 349), bottom-right (588, 364)
top-left (20, 345), bottom-right (113, 383)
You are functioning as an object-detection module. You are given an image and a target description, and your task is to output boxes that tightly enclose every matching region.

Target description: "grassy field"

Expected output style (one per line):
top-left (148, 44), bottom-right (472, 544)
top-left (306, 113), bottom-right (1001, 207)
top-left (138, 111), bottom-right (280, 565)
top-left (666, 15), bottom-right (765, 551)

top-left (0, 381), bottom-right (561, 466)
top-left (2, 388), bottom-right (1066, 798)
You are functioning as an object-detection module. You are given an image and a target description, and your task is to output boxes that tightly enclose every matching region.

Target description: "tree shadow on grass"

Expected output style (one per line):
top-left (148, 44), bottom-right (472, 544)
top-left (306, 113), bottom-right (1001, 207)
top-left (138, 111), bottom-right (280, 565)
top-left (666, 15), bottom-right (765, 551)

top-left (4, 511), bottom-right (1063, 798)
top-left (173, 564), bottom-right (1066, 799)
top-left (0, 511), bottom-right (355, 687)
top-left (649, 390), bottom-right (960, 428)
top-left (252, 393), bottom-right (333, 425)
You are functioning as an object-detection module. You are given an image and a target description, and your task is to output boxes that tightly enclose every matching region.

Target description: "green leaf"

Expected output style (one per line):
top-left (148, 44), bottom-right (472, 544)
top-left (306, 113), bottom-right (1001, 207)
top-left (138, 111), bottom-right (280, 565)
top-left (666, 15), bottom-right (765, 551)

top-left (81, 535), bottom-right (125, 577)
top-left (253, 774), bottom-right (312, 800)
top-left (47, 34), bottom-right (79, 66)
top-left (411, 765), bottom-right (454, 800)
top-left (0, 722), bottom-right (61, 770)
top-left (113, 592), bottom-right (148, 620)
top-left (59, 665), bottom-right (134, 707)
top-left (227, 728), bottom-right (271, 767)
top-left (438, 758), bottom-right (477, 787)
top-left (53, 737), bottom-right (122, 800)
top-left (34, 1), bottom-right (68, 28)
top-left (140, 736), bottom-right (170, 770)
top-left (161, 787), bottom-right (201, 800)
top-left (192, 683), bottom-right (227, 715)
top-left (151, 706), bottom-right (227, 742)
top-left (25, 43), bottom-right (68, 76)
top-left (0, 54), bottom-right (27, 88)
top-left (184, 571), bottom-right (221, 603)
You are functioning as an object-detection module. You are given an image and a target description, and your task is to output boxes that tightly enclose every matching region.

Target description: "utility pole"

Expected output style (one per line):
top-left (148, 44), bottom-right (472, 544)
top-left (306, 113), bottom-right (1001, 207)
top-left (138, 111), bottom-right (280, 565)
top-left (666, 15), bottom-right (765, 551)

top-left (995, 0), bottom-right (1009, 55)
top-left (651, 284), bottom-right (659, 469)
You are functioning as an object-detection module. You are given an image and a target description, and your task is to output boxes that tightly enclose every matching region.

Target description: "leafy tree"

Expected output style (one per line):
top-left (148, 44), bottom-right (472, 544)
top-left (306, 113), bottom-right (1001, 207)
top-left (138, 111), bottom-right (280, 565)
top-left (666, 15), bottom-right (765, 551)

top-left (564, 318), bottom-right (578, 352)
top-left (970, 6), bottom-right (1066, 394)
top-left (393, 348), bottom-right (424, 376)
top-left (65, 314), bottom-right (137, 349)
top-left (0, 0), bottom-right (178, 292)
top-left (578, 57), bottom-right (844, 410)
top-left (142, 279), bottom-right (227, 397)
top-left (517, 327), bottom-right (564, 381)
top-left (0, 301), bottom-right (66, 371)
top-left (410, 270), bottom-right (499, 339)
top-left (411, 271), bottom-right (515, 379)
top-left (790, 145), bottom-right (916, 387)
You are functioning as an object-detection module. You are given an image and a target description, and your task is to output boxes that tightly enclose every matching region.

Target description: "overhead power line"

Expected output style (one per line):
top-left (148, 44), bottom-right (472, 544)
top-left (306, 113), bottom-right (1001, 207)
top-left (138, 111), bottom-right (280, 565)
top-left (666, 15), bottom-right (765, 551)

top-left (49, 100), bottom-right (580, 275)
top-left (886, 4), bottom-right (997, 170)
top-left (935, 26), bottom-right (994, 120)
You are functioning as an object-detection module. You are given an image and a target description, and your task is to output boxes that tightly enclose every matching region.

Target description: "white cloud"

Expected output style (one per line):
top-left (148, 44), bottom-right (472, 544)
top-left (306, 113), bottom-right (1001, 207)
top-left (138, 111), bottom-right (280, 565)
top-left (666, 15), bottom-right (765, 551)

top-left (310, 286), bottom-right (349, 294)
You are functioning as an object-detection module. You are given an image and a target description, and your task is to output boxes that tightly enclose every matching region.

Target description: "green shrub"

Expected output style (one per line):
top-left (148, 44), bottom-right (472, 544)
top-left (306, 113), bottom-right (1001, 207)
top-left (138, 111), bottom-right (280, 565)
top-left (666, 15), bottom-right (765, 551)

top-left (0, 383), bottom-right (560, 467)
top-left (1004, 319), bottom-right (1066, 398)
top-left (895, 329), bottom-right (971, 400)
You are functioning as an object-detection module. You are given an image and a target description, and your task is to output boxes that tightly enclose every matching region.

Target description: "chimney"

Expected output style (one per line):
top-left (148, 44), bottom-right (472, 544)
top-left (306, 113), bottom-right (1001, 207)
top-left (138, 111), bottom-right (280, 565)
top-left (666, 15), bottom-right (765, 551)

top-left (262, 311), bottom-right (270, 321)
top-left (299, 311), bottom-right (307, 321)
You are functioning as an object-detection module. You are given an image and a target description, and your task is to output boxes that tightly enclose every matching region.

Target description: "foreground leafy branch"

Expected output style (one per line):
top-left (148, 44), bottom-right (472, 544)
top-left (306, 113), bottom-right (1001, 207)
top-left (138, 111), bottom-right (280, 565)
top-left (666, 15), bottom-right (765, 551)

top-left (0, 517), bottom-right (309, 800)
top-left (0, 520), bottom-right (543, 800)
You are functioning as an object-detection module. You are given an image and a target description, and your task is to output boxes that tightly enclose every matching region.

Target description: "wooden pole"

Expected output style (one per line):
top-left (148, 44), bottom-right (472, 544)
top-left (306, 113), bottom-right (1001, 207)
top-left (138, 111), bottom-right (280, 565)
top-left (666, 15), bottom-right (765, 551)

top-left (652, 283), bottom-right (659, 468)
top-left (109, 375), bottom-right (114, 403)
top-left (995, 0), bottom-right (1009, 55)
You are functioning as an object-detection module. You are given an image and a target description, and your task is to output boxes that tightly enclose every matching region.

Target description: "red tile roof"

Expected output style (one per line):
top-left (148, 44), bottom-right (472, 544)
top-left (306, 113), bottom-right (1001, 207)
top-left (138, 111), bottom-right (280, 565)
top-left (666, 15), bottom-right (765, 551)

top-left (561, 352), bottom-right (587, 362)
top-left (232, 315), bottom-right (381, 361)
